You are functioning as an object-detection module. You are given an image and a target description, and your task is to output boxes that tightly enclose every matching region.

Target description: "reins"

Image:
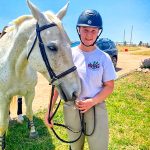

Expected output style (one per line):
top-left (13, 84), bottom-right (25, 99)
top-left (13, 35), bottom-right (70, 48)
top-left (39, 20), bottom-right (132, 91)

top-left (48, 85), bottom-right (83, 143)
top-left (48, 85), bottom-right (96, 143)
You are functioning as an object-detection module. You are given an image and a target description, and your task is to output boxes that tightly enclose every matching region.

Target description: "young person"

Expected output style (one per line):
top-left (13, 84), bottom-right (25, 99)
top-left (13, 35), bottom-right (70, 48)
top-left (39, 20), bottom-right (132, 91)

top-left (45, 9), bottom-right (117, 150)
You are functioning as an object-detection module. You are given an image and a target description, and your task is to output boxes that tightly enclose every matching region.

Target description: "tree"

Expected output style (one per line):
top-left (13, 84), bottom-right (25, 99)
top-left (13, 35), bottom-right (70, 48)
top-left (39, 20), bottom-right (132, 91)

top-left (138, 41), bottom-right (143, 46)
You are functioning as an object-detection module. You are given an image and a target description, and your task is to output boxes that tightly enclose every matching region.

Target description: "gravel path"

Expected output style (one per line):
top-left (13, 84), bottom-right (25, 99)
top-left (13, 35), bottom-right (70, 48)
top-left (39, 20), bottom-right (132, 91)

top-left (116, 52), bottom-right (149, 77)
top-left (10, 52), bottom-right (149, 118)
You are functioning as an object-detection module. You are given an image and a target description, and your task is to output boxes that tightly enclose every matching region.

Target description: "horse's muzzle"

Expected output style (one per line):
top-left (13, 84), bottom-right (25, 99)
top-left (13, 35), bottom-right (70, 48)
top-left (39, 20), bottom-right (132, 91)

top-left (57, 84), bottom-right (77, 102)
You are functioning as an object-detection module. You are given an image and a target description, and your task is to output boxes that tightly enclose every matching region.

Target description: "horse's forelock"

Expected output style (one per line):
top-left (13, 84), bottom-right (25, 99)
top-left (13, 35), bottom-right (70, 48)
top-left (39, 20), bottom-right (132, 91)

top-left (44, 11), bottom-right (71, 43)
top-left (44, 11), bottom-right (63, 31)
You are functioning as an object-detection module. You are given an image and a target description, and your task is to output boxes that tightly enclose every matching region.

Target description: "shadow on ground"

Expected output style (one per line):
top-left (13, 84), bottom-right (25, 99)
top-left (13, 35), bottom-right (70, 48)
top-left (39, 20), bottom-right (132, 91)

top-left (6, 116), bottom-right (55, 150)
top-left (116, 67), bottom-right (122, 72)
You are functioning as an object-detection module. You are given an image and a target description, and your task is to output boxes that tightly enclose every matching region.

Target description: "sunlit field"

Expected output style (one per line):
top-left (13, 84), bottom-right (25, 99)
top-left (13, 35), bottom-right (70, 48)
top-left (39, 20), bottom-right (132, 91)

top-left (6, 72), bottom-right (150, 150)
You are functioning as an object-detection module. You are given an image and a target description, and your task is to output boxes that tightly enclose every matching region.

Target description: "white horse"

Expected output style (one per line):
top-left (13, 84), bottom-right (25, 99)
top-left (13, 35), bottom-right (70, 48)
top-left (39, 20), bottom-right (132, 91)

top-left (0, 0), bottom-right (81, 149)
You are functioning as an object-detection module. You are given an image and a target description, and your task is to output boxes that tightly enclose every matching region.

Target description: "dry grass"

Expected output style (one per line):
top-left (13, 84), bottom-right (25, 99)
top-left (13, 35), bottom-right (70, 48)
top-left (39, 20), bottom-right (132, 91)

top-left (117, 46), bottom-right (150, 56)
top-left (131, 50), bottom-right (150, 56)
top-left (117, 46), bottom-right (141, 52)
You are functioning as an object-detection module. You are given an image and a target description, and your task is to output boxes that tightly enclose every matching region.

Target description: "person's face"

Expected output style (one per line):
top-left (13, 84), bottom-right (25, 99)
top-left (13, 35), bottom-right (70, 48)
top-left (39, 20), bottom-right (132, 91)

top-left (79, 26), bottom-right (100, 46)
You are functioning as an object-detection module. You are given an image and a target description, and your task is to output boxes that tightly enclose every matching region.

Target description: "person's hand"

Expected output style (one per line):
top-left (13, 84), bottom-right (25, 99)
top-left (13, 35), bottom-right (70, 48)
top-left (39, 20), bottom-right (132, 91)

top-left (75, 98), bottom-right (95, 113)
top-left (45, 112), bottom-right (54, 128)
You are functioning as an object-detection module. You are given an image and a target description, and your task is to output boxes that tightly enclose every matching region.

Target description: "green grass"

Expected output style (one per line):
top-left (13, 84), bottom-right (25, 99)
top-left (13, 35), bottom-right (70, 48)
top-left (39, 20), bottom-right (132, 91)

top-left (107, 72), bottom-right (150, 150)
top-left (6, 72), bottom-right (150, 150)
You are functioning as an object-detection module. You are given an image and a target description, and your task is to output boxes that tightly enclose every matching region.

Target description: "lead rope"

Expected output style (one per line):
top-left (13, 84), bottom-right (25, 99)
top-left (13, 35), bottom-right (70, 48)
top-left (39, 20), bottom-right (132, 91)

top-left (47, 85), bottom-right (96, 143)
top-left (47, 85), bottom-right (83, 143)
top-left (82, 106), bottom-right (96, 136)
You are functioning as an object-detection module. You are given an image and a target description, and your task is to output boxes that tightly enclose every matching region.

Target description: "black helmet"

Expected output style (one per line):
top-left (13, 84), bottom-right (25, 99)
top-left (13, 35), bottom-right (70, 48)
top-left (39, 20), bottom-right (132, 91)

top-left (77, 9), bottom-right (103, 29)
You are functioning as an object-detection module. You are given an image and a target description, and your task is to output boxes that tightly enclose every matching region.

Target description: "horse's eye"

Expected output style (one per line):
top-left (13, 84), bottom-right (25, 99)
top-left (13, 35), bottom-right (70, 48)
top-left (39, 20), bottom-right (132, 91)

top-left (47, 44), bottom-right (57, 51)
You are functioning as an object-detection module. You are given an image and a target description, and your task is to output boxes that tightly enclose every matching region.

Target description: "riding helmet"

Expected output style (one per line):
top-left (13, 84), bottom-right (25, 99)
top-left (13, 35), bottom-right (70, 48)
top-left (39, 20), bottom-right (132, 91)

top-left (76, 9), bottom-right (103, 29)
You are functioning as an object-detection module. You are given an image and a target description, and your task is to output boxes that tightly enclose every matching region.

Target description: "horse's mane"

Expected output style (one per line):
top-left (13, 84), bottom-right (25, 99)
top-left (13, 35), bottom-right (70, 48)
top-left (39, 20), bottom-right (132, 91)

top-left (4, 15), bottom-right (33, 33)
top-left (13, 15), bottom-right (33, 26)
top-left (5, 11), bottom-right (63, 34)
top-left (0, 26), bottom-right (8, 38)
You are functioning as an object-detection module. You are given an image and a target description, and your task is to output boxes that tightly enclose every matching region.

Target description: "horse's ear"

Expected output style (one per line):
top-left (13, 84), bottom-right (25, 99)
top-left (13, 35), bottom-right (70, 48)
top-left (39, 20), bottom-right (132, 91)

top-left (56, 2), bottom-right (69, 20)
top-left (26, 0), bottom-right (46, 22)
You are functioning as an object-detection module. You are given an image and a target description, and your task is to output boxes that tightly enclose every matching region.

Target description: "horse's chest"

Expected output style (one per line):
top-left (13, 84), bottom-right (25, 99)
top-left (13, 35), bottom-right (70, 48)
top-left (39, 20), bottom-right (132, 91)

top-left (5, 76), bottom-right (36, 98)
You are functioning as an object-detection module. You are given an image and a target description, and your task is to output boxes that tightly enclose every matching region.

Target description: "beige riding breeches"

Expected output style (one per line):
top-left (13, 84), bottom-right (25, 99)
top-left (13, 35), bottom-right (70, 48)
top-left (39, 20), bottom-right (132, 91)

top-left (63, 101), bottom-right (109, 150)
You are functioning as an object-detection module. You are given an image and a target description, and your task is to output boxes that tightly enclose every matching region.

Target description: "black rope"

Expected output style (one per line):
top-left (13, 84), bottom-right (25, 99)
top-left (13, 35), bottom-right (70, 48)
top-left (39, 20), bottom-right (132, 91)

top-left (36, 23), bottom-right (56, 32)
top-left (83, 106), bottom-right (96, 136)
top-left (27, 35), bottom-right (37, 60)
top-left (47, 85), bottom-right (96, 143)
top-left (48, 85), bottom-right (55, 123)
top-left (51, 127), bottom-right (82, 144)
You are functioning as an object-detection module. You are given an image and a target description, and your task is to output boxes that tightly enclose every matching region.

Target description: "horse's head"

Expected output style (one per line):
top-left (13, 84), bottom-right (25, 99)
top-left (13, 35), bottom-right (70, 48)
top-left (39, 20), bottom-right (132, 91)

top-left (26, 0), bottom-right (81, 101)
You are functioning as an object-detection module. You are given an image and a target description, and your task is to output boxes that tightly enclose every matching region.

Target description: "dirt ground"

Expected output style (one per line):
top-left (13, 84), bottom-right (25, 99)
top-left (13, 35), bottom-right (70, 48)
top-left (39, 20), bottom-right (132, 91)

top-left (116, 52), bottom-right (149, 77)
top-left (10, 51), bottom-right (149, 118)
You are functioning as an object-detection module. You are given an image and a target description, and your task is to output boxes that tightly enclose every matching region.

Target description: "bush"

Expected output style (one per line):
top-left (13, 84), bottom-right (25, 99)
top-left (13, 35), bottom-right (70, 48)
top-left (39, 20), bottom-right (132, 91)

top-left (140, 58), bottom-right (150, 69)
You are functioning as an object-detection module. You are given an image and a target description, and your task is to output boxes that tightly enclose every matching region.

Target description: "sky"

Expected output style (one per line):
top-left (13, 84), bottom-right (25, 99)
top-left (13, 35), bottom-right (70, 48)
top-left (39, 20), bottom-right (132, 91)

top-left (0, 0), bottom-right (150, 44)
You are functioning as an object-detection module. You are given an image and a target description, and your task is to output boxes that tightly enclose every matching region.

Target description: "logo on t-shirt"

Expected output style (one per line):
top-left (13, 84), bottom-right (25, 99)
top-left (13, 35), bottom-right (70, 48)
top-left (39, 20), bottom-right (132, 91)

top-left (88, 61), bottom-right (100, 70)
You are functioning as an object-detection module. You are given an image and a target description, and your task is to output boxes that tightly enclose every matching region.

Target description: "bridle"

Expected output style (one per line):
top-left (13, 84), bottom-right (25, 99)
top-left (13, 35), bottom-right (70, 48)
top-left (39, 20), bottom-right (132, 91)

top-left (27, 22), bottom-right (96, 144)
top-left (27, 22), bottom-right (77, 85)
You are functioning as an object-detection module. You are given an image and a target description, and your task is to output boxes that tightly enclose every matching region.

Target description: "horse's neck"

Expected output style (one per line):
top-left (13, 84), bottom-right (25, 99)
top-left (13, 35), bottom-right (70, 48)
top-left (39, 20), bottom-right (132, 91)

top-left (0, 31), bottom-right (14, 59)
top-left (8, 23), bottom-right (35, 76)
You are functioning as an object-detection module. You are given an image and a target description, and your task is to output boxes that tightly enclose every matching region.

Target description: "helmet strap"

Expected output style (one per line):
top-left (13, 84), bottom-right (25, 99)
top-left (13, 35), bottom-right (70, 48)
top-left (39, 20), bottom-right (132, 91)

top-left (76, 27), bottom-right (103, 47)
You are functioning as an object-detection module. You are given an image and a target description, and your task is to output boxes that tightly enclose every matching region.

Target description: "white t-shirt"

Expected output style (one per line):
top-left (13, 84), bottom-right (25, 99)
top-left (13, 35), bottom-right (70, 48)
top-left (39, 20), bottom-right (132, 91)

top-left (71, 46), bottom-right (117, 100)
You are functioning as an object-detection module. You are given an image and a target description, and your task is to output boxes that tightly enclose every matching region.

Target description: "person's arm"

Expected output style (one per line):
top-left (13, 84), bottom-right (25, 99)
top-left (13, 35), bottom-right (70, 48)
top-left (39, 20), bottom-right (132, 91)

top-left (45, 88), bottom-right (59, 127)
top-left (76, 80), bottom-right (114, 113)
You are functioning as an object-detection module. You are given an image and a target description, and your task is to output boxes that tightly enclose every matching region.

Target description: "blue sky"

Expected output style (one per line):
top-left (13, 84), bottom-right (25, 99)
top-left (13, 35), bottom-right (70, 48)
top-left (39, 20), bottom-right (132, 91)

top-left (0, 0), bottom-right (150, 44)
